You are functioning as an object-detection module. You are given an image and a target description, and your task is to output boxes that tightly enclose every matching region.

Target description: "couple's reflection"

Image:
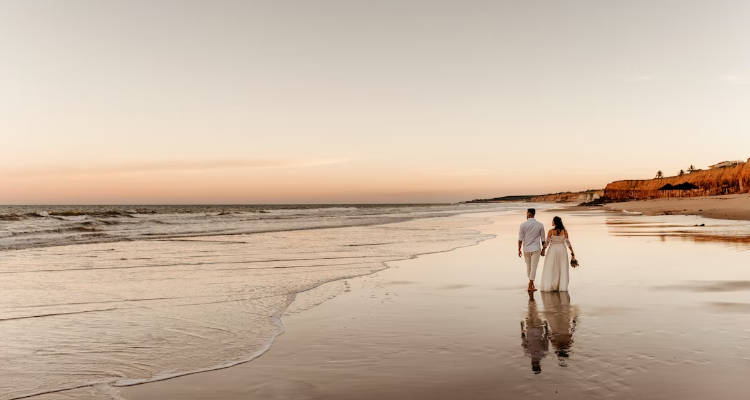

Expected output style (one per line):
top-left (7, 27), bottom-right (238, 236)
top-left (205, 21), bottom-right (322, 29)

top-left (520, 291), bottom-right (577, 373)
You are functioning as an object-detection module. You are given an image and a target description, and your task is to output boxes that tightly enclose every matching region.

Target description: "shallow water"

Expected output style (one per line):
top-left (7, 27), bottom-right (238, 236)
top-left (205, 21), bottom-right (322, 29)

top-left (120, 209), bottom-right (750, 400)
top-left (0, 204), bottom-right (520, 400)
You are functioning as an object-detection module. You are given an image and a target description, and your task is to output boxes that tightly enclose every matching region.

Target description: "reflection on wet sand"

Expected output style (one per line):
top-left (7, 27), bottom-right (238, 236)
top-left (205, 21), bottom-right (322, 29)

top-left (541, 292), bottom-right (577, 366)
top-left (606, 217), bottom-right (750, 249)
top-left (520, 292), bottom-right (548, 374)
top-left (655, 280), bottom-right (750, 292)
top-left (613, 232), bottom-right (750, 246)
top-left (520, 292), bottom-right (578, 373)
top-left (708, 302), bottom-right (750, 313)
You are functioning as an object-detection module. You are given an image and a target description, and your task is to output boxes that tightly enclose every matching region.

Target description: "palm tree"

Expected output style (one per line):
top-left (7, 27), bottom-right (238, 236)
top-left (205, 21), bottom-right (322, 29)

top-left (656, 170), bottom-right (663, 179)
top-left (688, 165), bottom-right (696, 173)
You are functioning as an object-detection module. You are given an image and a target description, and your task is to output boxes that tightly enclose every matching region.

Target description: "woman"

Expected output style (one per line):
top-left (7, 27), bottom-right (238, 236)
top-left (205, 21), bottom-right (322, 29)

top-left (540, 216), bottom-right (574, 292)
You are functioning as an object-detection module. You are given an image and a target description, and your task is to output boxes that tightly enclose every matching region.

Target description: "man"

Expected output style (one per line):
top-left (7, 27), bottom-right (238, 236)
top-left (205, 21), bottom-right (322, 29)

top-left (518, 208), bottom-right (546, 292)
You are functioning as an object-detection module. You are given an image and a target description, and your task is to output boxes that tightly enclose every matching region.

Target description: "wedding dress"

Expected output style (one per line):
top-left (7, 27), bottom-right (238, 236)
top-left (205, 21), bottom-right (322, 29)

top-left (540, 234), bottom-right (569, 292)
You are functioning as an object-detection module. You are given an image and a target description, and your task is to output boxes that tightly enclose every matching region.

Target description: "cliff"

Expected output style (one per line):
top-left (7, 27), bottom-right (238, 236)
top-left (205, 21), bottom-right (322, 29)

top-left (529, 190), bottom-right (603, 203)
top-left (604, 159), bottom-right (750, 201)
top-left (464, 190), bottom-right (602, 204)
top-left (463, 195), bottom-right (535, 203)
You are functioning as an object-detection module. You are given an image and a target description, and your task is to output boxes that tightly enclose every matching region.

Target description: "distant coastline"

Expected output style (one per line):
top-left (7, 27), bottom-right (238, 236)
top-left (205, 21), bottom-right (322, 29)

top-left (604, 158), bottom-right (749, 201)
top-left (466, 158), bottom-right (750, 221)
top-left (462, 195), bottom-right (536, 203)
top-left (463, 189), bottom-right (603, 205)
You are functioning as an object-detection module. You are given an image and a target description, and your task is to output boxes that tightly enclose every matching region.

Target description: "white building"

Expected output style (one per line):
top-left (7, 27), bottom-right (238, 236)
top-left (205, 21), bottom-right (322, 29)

top-left (708, 160), bottom-right (743, 169)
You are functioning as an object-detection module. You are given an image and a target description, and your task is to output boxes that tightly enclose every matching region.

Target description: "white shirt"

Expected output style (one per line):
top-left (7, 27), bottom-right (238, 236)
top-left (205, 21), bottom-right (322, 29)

top-left (519, 218), bottom-right (546, 252)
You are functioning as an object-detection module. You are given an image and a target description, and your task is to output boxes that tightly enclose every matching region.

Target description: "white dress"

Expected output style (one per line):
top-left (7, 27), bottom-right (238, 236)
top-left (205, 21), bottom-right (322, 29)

top-left (540, 234), bottom-right (569, 292)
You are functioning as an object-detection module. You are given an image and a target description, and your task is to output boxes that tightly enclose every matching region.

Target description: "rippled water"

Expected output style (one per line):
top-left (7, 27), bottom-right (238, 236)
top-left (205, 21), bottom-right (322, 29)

top-left (0, 204), bottom-right (499, 251)
top-left (0, 203), bottom-right (519, 399)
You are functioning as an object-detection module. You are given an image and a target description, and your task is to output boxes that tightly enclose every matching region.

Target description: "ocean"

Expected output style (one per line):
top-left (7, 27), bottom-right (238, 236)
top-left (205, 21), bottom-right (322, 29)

top-left (0, 203), bottom-right (526, 399)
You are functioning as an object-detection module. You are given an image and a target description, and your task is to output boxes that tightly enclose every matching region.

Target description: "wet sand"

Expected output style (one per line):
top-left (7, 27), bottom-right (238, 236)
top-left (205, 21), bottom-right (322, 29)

top-left (119, 210), bottom-right (750, 400)
top-left (604, 193), bottom-right (750, 221)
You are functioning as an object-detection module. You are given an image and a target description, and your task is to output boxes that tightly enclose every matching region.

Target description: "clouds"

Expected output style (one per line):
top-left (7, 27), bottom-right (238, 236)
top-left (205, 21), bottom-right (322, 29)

top-left (2, 1), bottom-right (750, 203)
top-left (719, 74), bottom-right (750, 85)
top-left (620, 74), bottom-right (655, 82)
top-left (3, 158), bottom-right (350, 178)
top-left (617, 73), bottom-right (750, 84)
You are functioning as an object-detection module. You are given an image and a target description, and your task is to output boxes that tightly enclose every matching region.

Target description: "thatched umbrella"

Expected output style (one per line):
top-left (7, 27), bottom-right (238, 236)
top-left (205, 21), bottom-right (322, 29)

top-left (659, 182), bottom-right (698, 198)
top-left (673, 182), bottom-right (699, 190)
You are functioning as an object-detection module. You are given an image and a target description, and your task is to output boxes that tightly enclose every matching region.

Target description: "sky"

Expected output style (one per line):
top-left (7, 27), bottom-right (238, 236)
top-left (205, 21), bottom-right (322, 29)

top-left (2, 0), bottom-right (750, 204)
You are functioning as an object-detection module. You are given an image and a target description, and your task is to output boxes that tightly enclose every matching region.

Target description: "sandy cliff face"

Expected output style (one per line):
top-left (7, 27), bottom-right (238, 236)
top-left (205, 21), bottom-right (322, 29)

top-left (604, 159), bottom-right (750, 201)
top-left (530, 190), bottom-right (603, 203)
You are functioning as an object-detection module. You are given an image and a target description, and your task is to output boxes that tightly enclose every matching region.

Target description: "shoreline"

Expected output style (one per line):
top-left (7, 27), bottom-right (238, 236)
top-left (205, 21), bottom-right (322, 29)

top-left (602, 193), bottom-right (750, 221)
top-left (120, 211), bottom-right (534, 400)
top-left (29, 206), bottom-right (750, 399)
top-left (119, 208), bottom-right (750, 400)
top-left (119, 232), bottom-right (495, 387)
top-left (19, 211), bottom-right (497, 400)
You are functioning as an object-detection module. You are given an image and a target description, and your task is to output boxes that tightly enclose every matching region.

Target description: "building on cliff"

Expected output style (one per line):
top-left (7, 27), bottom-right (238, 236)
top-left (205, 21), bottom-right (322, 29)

top-left (709, 160), bottom-right (744, 169)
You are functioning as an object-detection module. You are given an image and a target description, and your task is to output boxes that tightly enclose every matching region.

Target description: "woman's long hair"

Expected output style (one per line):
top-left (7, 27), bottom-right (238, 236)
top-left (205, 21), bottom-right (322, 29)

top-left (552, 216), bottom-right (565, 233)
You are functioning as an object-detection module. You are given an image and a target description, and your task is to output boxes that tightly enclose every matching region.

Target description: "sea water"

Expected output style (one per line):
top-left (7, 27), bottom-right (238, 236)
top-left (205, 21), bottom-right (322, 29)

top-left (0, 203), bottom-right (525, 399)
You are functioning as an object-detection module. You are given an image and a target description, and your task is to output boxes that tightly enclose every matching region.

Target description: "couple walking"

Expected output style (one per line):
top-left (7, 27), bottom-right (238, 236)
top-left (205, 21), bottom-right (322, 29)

top-left (517, 208), bottom-right (575, 292)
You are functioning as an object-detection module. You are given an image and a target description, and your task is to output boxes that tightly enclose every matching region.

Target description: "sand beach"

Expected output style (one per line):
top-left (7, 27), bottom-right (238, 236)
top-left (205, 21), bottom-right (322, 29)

top-left (604, 194), bottom-right (750, 221)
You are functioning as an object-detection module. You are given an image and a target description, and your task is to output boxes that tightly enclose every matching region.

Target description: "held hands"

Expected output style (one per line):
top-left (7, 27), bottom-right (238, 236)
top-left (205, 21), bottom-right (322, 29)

top-left (518, 249), bottom-right (522, 258)
top-left (540, 249), bottom-right (546, 257)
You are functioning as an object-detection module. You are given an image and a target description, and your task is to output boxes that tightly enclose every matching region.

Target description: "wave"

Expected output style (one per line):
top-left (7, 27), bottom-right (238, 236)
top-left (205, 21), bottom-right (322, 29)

top-left (8, 223), bottom-right (105, 237)
top-left (0, 203), bottom-right (523, 252)
top-left (0, 210), bottom-right (133, 221)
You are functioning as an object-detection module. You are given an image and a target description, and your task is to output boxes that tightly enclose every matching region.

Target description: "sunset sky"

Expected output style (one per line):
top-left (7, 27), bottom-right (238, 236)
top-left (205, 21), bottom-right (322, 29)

top-left (2, 0), bottom-right (750, 204)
